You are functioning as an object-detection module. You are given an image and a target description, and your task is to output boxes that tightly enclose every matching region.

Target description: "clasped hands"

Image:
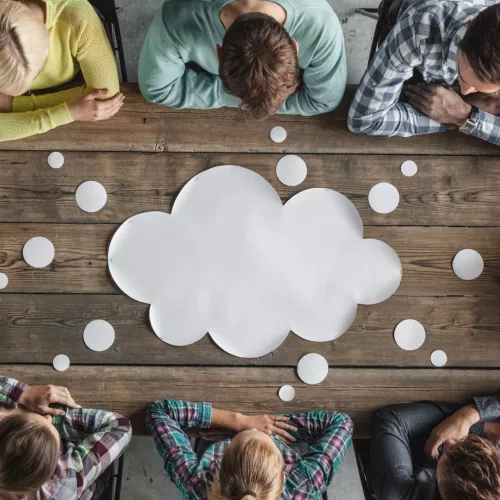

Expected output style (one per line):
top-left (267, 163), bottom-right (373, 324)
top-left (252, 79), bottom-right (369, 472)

top-left (405, 83), bottom-right (500, 126)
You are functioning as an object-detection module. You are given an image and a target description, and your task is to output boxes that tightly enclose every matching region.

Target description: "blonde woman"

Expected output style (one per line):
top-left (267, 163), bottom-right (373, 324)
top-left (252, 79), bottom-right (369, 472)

top-left (0, 376), bottom-right (132, 499)
top-left (146, 398), bottom-right (353, 499)
top-left (0, 0), bottom-right (124, 143)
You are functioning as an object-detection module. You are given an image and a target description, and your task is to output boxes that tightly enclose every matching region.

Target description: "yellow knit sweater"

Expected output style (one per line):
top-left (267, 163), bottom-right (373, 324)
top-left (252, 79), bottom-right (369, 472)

top-left (1, 0), bottom-right (120, 142)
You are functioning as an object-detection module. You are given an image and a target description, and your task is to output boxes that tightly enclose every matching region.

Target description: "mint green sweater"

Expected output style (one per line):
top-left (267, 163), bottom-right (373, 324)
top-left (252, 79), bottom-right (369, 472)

top-left (138, 0), bottom-right (346, 116)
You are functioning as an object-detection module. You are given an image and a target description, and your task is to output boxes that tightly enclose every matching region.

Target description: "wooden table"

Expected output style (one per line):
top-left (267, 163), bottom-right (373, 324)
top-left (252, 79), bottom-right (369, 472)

top-left (1, 85), bottom-right (500, 436)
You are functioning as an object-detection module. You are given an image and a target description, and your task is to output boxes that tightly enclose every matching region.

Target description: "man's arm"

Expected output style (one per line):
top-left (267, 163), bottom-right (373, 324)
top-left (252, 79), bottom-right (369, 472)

top-left (348, 13), bottom-right (447, 136)
top-left (279, 9), bottom-right (346, 116)
top-left (138, 8), bottom-right (238, 110)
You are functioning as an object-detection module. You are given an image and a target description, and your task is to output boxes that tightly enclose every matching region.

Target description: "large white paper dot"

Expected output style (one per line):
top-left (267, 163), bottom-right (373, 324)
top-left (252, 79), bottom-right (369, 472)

top-left (431, 350), bottom-right (447, 367)
top-left (75, 181), bottom-right (107, 213)
top-left (278, 385), bottom-right (295, 402)
top-left (394, 319), bottom-right (426, 351)
top-left (297, 353), bottom-right (329, 385)
top-left (0, 273), bottom-right (8, 289)
top-left (276, 155), bottom-right (307, 187)
top-left (453, 249), bottom-right (484, 280)
top-left (401, 160), bottom-right (417, 177)
top-left (270, 126), bottom-right (287, 143)
top-left (53, 354), bottom-right (70, 372)
top-left (47, 152), bottom-right (64, 169)
top-left (23, 237), bottom-right (55, 268)
top-left (368, 183), bottom-right (400, 214)
top-left (83, 319), bottom-right (115, 352)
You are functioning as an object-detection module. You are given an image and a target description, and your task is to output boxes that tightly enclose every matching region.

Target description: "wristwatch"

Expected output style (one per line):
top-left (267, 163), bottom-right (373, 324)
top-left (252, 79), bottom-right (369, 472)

top-left (459, 105), bottom-right (479, 135)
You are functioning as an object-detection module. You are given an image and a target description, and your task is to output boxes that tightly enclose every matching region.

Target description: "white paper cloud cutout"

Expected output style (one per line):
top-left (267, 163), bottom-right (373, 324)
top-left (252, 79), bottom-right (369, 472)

top-left (108, 166), bottom-right (402, 358)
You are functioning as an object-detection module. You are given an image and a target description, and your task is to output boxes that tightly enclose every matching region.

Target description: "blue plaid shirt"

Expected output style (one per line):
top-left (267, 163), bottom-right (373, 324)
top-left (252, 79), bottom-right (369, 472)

top-left (348, 0), bottom-right (500, 145)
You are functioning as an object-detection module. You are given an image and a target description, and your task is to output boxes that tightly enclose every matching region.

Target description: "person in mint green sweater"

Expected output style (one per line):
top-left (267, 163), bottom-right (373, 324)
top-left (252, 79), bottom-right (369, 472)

top-left (138, 0), bottom-right (346, 118)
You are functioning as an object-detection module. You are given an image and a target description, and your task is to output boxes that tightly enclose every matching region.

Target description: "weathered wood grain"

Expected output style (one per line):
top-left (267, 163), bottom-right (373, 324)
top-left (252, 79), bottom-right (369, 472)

top-left (1, 152), bottom-right (500, 226)
top-left (0, 295), bottom-right (498, 367)
top-left (2, 365), bottom-right (499, 436)
top-left (1, 225), bottom-right (499, 295)
top-left (0, 86), bottom-right (496, 155)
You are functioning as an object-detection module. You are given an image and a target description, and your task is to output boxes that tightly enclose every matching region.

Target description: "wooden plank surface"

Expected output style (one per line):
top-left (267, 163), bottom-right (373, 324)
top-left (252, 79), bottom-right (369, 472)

top-left (0, 86), bottom-right (496, 155)
top-left (0, 295), bottom-right (499, 367)
top-left (2, 152), bottom-right (500, 226)
top-left (2, 365), bottom-right (499, 436)
top-left (2, 224), bottom-right (500, 296)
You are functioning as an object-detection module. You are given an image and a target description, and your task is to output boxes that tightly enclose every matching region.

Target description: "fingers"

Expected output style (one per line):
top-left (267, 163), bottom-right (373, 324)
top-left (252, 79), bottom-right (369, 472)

top-left (46, 386), bottom-right (81, 409)
top-left (93, 93), bottom-right (125, 121)
top-left (84, 89), bottom-right (109, 101)
top-left (273, 427), bottom-right (296, 443)
top-left (405, 90), bottom-right (429, 108)
top-left (408, 99), bottom-right (429, 116)
top-left (41, 406), bottom-right (66, 416)
top-left (425, 435), bottom-right (441, 462)
top-left (274, 421), bottom-right (297, 432)
top-left (270, 415), bottom-right (290, 422)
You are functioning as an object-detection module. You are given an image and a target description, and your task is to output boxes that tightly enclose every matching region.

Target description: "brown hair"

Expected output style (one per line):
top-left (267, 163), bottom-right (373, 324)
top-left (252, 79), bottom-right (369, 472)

top-left (219, 12), bottom-right (300, 120)
top-left (208, 436), bottom-right (285, 500)
top-left (0, 413), bottom-right (59, 500)
top-left (460, 4), bottom-right (500, 85)
top-left (440, 435), bottom-right (500, 500)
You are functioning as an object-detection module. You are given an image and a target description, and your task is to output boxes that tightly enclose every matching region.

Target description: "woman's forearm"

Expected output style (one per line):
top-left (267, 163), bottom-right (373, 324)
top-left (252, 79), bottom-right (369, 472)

top-left (211, 408), bottom-right (245, 431)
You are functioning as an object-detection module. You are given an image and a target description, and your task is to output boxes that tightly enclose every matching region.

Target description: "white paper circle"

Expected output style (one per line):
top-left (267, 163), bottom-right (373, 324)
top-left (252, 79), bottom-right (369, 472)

top-left (394, 319), bottom-right (426, 351)
top-left (75, 181), bottom-right (107, 213)
top-left (401, 160), bottom-right (417, 177)
top-left (297, 353), bottom-right (329, 385)
top-left (368, 183), bottom-right (400, 214)
top-left (276, 155), bottom-right (307, 187)
top-left (431, 350), bottom-right (447, 367)
top-left (47, 152), bottom-right (64, 169)
top-left (453, 249), bottom-right (484, 280)
top-left (0, 273), bottom-right (8, 289)
top-left (23, 237), bottom-right (55, 268)
top-left (270, 126), bottom-right (287, 143)
top-left (83, 319), bottom-right (115, 352)
top-left (278, 385), bottom-right (295, 402)
top-left (53, 354), bottom-right (70, 372)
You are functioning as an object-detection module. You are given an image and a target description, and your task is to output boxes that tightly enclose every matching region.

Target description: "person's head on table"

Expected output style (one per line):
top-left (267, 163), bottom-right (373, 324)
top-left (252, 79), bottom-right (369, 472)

top-left (217, 2), bottom-right (301, 119)
top-left (0, 410), bottom-right (60, 499)
top-left (208, 428), bottom-right (285, 499)
top-left (436, 435), bottom-right (500, 500)
top-left (0, 0), bottom-right (49, 97)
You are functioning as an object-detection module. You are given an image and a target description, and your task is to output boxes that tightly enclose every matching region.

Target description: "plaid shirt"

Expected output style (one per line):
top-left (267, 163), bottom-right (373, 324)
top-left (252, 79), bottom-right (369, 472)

top-left (146, 399), bottom-right (353, 500)
top-left (348, 0), bottom-right (500, 145)
top-left (0, 376), bottom-right (132, 500)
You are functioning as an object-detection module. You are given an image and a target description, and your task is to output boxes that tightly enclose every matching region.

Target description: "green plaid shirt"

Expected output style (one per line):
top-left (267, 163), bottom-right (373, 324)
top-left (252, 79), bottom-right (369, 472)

top-left (146, 399), bottom-right (353, 499)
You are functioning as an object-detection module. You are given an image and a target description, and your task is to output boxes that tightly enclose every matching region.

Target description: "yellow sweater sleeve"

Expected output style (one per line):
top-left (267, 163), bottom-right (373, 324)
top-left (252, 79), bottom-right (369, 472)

top-left (1, 0), bottom-right (119, 142)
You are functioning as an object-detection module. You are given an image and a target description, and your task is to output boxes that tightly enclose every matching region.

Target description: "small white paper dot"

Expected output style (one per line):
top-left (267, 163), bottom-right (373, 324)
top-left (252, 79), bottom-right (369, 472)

top-left (47, 152), bottom-right (64, 169)
top-left (453, 249), bottom-right (484, 280)
top-left (278, 385), bottom-right (295, 402)
top-left (23, 237), bottom-right (55, 268)
top-left (401, 160), bottom-right (417, 177)
top-left (431, 350), bottom-right (447, 367)
top-left (53, 354), bottom-right (70, 372)
top-left (368, 183), bottom-right (400, 214)
top-left (75, 181), bottom-right (107, 213)
top-left (270, 126), bottom-right (287, 143)
top-left (394, 319), bottom-right (426, 351)
top-left (83, 319), bottom-right (115, 352)
top-left (297, 353), bottom-right (328, 385)
top-left (0, 273), bottom-right (8, 289)
top-left (276, 155), bottom-right (307, 187)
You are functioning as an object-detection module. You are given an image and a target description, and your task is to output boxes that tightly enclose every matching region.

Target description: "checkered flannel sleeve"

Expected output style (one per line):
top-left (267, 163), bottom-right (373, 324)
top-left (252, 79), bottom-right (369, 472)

top-left (287, 411), bottom-right (353, 494)
top-left (38, 408), bottom-right (132, 500)
top-left (348, 11), bottom-right (446, 137)
top-left (0, 376), bottom-right (26, 408)
top-left (146, 399), bottom-right (212, 493)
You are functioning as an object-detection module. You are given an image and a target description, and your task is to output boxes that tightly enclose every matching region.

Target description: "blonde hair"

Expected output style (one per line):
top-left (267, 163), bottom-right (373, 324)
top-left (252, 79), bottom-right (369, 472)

top-left (208, 437), bottom-right (285, 500)
top-left (0, 0), bottom-right (49, 95)
top-left (0, 413), bottom-right (60, 500)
